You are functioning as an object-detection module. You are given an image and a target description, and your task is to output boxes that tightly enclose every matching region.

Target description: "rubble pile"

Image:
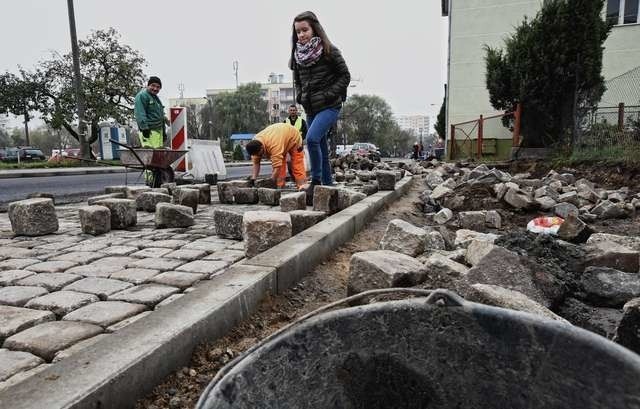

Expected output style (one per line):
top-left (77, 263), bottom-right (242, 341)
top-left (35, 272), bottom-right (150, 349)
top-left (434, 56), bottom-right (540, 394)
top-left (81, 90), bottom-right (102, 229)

top-left (407, 161), bottom-right (638, 235)
top-left (330, 156), bottom-right (406, 194)
top-left (347, 159), bottom-right (640, 354)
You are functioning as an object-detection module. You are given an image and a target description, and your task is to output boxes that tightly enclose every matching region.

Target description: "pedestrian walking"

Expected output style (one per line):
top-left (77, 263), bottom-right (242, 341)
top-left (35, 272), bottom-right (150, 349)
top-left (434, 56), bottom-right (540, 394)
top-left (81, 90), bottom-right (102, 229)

top-left (290, 11), bottom-right (350, 202)
top-left (412, 143), bottom-right (420, 160)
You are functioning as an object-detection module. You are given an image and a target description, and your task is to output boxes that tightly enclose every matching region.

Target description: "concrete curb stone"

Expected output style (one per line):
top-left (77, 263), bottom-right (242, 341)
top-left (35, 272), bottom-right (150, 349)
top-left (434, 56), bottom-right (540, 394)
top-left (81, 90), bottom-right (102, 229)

top-left (0, 176), bottom-right (414, 409)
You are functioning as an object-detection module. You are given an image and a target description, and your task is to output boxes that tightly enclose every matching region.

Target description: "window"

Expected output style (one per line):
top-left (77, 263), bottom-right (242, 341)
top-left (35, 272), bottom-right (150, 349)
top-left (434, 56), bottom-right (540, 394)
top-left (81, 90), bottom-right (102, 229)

top-left (607, 0), bottom-right (640, 25)
top-left (608, 0), bottom-right (621, 24)
top-left (625, 0), bottom-right (639, 23)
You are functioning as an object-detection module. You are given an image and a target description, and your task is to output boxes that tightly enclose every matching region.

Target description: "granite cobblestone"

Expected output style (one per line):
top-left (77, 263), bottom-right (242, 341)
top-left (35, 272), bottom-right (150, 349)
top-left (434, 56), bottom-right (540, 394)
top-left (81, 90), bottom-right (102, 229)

top-left (16, 273), bottom-right (81, 291)
top-left (0, 192), bottom-right (335, 381)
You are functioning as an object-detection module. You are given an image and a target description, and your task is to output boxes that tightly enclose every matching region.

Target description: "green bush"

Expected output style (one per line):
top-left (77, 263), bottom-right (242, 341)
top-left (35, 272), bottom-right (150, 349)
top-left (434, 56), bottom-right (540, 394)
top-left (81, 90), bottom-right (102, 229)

top-left (232, 144), bottom-right (246, 161)
top-left (484, 0), bottom-right (610, 148)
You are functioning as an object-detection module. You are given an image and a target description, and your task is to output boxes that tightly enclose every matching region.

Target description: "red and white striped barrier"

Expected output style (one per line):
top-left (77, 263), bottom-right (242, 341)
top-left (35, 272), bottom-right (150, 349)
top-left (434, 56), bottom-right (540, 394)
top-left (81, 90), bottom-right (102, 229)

top-left (170, 107), bottom-right (188, 171)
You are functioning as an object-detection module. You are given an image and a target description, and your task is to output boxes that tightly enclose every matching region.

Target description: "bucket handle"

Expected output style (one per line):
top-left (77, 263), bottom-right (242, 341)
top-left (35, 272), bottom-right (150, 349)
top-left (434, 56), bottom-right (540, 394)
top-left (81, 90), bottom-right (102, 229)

top-left (197, 288), bottom-right (464, 408)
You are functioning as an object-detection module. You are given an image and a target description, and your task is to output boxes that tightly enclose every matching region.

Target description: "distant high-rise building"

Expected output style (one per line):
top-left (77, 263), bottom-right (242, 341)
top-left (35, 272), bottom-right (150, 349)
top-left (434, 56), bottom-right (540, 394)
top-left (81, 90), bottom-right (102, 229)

top-left (394, 115), bottom-right (430, 140)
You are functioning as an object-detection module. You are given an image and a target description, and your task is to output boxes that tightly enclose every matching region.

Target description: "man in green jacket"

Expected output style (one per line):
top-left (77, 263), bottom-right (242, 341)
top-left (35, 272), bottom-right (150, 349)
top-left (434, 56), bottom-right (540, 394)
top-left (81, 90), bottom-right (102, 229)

top-left (134, 76), bottom-right (166, 148)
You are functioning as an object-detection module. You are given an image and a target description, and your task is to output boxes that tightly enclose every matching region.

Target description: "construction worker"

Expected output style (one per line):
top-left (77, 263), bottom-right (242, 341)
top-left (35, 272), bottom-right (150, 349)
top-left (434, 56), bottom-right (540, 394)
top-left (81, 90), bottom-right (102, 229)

top-left (134, 76), bottom-right (167, 186)
top-left (134, 76), bottom-right (166, 149)
top-left (246, 123), bottom-right (307, 189)
top-left (283, 104), bottom-right (308, 179)
top-left (283, 104), bottom-right (308, 139)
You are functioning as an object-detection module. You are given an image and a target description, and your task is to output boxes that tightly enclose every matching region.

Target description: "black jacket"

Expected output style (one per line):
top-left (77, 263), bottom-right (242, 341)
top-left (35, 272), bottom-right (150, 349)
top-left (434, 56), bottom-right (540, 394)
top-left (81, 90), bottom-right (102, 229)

top-left (293, 46), bottom-right (351, 116)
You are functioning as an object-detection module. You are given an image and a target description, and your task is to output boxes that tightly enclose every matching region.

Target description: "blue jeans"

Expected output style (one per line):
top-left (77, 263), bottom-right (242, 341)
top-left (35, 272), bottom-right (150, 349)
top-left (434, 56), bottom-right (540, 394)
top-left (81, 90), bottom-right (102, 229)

top-left (306, 107), bottom-right (340, 184)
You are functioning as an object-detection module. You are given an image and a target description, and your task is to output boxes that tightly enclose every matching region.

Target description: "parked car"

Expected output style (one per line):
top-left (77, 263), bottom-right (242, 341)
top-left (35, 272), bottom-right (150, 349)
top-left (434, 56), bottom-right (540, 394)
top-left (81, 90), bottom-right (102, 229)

top-left (63, 148), bottom-right (81, 157)
top-left (51, 148), bottom-right (79, 160)
top-left (2, 147), bottom-right (46, 162)
top-left (351, 142), bottom-right (381, 162)
top-left (23, 148), bottom-right (46, 161)
top-left (2, 148), bottom-right (19, 162)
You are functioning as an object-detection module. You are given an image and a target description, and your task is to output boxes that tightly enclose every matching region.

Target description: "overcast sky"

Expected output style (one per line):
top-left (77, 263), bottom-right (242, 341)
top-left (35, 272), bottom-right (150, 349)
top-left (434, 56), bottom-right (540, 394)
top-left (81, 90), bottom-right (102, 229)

top-left (1, 0), bottom-right (448, 127)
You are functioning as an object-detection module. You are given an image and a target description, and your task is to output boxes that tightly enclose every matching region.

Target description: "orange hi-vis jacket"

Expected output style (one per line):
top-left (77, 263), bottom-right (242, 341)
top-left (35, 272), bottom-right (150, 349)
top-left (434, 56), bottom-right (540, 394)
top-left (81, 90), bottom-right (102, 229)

top-left (252, 123), bottom-right (302, 169)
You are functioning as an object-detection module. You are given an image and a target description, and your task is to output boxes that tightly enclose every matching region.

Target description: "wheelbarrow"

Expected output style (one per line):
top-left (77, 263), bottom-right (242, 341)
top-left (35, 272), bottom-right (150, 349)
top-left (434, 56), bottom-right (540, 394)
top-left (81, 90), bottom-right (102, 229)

top-left (110, 140), bottom-right (187, 188)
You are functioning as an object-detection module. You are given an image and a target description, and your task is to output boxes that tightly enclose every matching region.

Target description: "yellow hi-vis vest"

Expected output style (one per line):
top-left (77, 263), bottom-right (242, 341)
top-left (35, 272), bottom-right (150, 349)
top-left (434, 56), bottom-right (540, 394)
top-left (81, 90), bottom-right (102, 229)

top-left (287, 116), bottom-right (303, 131)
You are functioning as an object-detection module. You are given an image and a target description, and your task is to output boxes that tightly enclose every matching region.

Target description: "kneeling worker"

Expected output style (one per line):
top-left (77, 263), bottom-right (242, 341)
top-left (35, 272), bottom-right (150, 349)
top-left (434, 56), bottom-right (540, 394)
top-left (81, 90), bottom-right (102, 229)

top-left (246, 123), bottom-right (306, 189)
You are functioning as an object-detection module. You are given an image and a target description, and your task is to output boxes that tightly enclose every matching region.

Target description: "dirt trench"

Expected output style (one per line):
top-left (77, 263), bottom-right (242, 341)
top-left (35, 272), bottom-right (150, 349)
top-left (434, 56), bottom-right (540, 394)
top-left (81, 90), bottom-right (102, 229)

top-left (135, 182), bottom-right (427, 409)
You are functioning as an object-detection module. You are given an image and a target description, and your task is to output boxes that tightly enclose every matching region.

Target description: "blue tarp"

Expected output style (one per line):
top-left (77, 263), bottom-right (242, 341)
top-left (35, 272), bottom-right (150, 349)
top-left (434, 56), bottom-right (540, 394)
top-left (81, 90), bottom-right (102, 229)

top-left (230, 134), bottom-right (255, 141)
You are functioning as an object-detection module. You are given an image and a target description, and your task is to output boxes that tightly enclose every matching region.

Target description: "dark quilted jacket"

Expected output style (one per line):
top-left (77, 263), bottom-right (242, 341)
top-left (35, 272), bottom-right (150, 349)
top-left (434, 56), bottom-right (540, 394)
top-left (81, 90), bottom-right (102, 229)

top-left (293, 46), bottom-right (351, 115)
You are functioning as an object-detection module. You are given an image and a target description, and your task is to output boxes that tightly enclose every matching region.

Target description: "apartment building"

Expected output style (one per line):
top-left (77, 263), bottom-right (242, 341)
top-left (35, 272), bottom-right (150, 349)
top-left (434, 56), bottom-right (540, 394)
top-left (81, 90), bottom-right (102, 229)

top-left (206, 73), bottom-right (298, 123)
top-left (394, 114), bottom-right (431, 140)
top-left (442, 0), bottom-right (640, 156)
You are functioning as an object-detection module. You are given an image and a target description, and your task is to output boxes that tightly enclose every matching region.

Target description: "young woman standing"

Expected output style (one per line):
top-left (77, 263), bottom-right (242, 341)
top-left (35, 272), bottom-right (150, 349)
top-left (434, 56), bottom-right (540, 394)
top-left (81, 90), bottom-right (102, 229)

top-left (290, 11), bottom-right (350, 200)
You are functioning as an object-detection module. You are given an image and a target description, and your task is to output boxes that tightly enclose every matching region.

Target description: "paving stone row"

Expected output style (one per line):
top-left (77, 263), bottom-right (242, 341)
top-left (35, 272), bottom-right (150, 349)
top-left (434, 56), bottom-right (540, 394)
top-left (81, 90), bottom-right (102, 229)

top-left (0, 199), bottom-right (247, 385)
top-left (0, 178), bottom-right (358, 387)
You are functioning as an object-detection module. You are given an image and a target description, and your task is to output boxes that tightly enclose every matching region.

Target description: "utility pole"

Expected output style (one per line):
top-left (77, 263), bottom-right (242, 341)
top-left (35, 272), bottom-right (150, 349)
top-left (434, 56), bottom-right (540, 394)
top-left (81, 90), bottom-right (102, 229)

top-left (233, 61), bottom-right (239, 89)
top-left (207, 97), bottom-right (213, 140)
top-left (66, 0), bottom-right (88, 159)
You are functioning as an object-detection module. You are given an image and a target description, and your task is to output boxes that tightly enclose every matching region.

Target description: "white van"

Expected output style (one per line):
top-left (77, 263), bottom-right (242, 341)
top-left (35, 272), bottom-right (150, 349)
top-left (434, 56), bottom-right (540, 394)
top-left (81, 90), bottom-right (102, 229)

top-left (335, 144), bottom-right (353, 157)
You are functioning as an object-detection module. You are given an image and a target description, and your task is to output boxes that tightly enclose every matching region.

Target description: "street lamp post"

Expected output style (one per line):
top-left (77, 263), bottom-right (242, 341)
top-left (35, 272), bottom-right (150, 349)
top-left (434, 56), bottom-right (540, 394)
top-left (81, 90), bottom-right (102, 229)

top-left (233, 61), bottom-right (239, 89)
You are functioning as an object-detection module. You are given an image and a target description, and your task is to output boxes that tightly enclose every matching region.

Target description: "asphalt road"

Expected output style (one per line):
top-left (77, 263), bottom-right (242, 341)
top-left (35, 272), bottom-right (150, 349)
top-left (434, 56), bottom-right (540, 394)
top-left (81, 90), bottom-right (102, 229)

top-left (0, 164), bottom-right (271, 210)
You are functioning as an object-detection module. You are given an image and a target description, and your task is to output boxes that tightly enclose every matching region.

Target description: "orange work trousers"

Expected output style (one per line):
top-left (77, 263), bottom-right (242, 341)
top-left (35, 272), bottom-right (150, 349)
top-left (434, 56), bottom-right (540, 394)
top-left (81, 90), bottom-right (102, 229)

top-left (276, 148), bottom-right (306, 188)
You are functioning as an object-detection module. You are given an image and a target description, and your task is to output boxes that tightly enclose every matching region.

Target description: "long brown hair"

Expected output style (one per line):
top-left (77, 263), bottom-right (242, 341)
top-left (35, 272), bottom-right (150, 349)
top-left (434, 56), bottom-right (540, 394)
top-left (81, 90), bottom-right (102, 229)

top-left (289, 11), bottom-right (333, 69)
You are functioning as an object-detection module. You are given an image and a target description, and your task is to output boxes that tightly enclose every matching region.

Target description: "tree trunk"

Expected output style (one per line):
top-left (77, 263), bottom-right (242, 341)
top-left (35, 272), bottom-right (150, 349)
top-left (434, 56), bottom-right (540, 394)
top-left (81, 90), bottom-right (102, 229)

top-left (88, 121), bottom-right (99, 144)
top-left (23, 112), bottom-right (30, 146)
top-left (91, 122), bottom-right (98, 159)
top-left (62, 121), bottom-right (94, 159)
top-left (62, 122), bottom-right (79, 142)
top-left (78, 123), bottom-right (94, 162)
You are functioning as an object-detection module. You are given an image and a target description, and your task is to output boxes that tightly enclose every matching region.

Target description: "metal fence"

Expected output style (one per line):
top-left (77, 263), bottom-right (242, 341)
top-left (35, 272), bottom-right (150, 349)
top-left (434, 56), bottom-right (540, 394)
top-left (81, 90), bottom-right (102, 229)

top-left (449, 104), bottom-right (521, 160)
top-left (574, 103), bottom-right (640, 160)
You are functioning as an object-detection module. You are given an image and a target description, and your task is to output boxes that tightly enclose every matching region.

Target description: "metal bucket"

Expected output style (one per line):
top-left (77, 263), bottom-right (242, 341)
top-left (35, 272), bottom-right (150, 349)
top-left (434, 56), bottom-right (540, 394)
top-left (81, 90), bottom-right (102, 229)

top-left (197, 289), bottom-right (640, 409)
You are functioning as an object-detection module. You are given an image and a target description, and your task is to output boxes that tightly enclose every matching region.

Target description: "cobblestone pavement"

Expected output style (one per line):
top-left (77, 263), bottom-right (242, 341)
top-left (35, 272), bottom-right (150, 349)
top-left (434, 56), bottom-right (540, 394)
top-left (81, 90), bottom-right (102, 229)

top-left (0, 201), bottom-right (249, 390)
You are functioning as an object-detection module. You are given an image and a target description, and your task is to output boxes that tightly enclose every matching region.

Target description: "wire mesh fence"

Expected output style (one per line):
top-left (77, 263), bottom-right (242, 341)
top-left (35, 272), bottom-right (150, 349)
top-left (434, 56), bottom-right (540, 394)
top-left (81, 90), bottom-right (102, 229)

top-left (573, 104), bottom-right (640, 161)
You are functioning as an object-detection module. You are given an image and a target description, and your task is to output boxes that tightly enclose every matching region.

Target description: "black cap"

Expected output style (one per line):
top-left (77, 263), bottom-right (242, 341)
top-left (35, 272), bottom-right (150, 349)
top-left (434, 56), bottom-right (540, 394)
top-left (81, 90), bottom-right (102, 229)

top-left (147, 76), bottom-right (162, 87)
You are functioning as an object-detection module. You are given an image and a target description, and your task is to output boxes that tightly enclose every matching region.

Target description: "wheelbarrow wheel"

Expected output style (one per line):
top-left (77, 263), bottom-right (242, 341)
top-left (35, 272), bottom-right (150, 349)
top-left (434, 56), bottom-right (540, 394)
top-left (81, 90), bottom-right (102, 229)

top-left (149, 167), bottom-right (175, 188)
